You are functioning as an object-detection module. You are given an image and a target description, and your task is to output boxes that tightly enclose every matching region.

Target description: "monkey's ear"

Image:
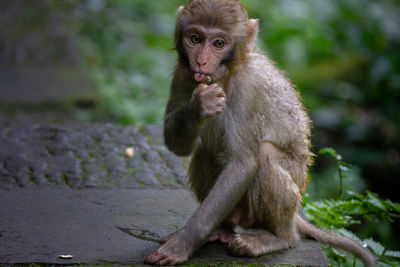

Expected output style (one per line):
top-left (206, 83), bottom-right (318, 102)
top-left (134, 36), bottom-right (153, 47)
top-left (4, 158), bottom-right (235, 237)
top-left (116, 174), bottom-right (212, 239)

top-left (247, 19), bottom-right (259, 52)
top-left (176, 6), bottom-right (184, 17)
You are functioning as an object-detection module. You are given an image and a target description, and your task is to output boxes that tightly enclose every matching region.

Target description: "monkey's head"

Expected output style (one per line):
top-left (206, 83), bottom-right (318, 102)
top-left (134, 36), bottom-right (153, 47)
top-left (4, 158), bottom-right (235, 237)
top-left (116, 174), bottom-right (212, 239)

top-left (175, 0), bottom-right (258, 84)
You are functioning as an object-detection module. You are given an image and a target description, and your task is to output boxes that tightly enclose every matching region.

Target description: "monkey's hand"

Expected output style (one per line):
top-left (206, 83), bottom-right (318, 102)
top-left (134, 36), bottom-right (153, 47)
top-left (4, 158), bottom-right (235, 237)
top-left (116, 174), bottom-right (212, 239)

top-left (189, 83), bottom-right (226, 119)
top-left (144, 229), bottom-right (194, 266)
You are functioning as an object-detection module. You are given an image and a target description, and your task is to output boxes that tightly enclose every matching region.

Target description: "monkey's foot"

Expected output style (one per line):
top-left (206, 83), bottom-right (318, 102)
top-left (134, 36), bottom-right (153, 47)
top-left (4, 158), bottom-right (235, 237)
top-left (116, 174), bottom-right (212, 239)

top-left (228, 232), bottom-right (290, 257)
top-left (144, 230), bottom-right (191, 266)
top-left (208, 227), bottom-right (235, 244)
top-left (144, 245), bottom-right (187, 266)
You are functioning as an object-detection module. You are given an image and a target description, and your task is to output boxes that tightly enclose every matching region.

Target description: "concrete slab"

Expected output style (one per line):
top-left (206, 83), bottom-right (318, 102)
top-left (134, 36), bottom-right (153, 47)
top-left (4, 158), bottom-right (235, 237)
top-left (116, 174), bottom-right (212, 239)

top-left (0, 187), bottom-right (328, 266)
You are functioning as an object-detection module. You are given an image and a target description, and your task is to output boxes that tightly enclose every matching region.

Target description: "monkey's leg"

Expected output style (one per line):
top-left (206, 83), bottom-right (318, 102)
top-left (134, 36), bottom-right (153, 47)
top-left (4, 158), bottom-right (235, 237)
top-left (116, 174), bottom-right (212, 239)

top-left (229, 142), bottom-right (301, 257)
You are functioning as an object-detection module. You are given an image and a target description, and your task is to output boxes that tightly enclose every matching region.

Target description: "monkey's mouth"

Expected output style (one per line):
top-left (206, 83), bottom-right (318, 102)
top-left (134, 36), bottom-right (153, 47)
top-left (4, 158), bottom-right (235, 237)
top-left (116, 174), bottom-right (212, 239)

top-left (194, 72), bottom-right (210, 83)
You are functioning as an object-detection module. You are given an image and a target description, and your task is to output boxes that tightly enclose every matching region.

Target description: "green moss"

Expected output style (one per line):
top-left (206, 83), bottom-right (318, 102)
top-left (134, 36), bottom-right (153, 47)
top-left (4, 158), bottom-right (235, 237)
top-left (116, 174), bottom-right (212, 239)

top-left (46, 147), bottom-right (55, 156)
top-left (136, 181), bottom-right (145, 187)
top-left (61, 172), bottom-right (68, 184)
top-left (28, 167), bottom-right (35, 183)
top-left (103, 165), bottom-right (111, 178)
top-left (154, 173), bottom-right (163, 184)
top-left (115, 226), bottom-right (160, 243)
top-left (73, 152), bottom-right (87, 184)
top-left (44, 173), bottom-right (55, 185)
top-left (146, 136), bottom-right (153, 144)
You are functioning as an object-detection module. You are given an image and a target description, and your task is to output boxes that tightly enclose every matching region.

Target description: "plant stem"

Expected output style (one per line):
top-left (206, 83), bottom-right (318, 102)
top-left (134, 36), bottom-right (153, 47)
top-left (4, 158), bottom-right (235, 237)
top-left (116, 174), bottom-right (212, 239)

top-left (338, 163), bottom-right (343, 200)
top-left (378, 248), bottom-right (387, 262)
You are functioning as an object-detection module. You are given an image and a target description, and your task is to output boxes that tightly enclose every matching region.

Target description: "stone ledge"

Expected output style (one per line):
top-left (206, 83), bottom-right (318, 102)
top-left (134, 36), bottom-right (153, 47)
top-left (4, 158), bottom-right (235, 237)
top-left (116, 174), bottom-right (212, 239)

top-left (0, 187), bottom-right (328, 266)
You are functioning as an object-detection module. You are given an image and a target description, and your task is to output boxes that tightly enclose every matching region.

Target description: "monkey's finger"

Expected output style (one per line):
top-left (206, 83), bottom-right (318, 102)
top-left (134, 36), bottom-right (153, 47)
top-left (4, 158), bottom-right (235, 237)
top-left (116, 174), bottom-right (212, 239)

top-left (216, 103), bottom-right (226, 108)
top-left (144, 255), bottom-right (155, 264)
top-left (159, 256), bottom-right (174, 266)
top-left (215, 107), bottom-right (224, 114)
top-left (217, 92), bottom-right (225, 97)
top-left (199, 83), bottom-right (208, 90)
top-left (145, 251), bottom-right (164, 265)
top-left (216, 97), bottom-right (226, 105)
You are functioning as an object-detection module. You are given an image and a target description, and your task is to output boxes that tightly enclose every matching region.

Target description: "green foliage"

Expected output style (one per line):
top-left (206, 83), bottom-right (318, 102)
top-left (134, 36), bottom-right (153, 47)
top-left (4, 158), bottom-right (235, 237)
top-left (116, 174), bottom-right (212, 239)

top-left (57, 0), bottom-right (184, 125)
top-left (58, 0), bottom-right (400, 133)
top-left (304, 191), bottom-right (400, 229)
top-left (319, 147), bottom-right (352, 200)
top-left (304, 148), bottom-right (400, 266)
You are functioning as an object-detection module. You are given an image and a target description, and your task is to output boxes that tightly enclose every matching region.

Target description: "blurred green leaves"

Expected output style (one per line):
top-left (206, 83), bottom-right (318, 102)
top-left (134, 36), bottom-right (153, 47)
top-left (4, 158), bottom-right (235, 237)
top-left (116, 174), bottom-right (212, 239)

top-left (58, 0), bottom-right (184, 125)
top-left (58, 0), bottom-right (400, 148)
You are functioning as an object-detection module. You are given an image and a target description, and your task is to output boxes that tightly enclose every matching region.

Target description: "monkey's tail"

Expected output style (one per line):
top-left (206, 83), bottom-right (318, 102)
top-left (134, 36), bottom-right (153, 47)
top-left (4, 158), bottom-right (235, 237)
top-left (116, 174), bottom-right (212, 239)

top-left (295, 214), bottom-right (375, 267)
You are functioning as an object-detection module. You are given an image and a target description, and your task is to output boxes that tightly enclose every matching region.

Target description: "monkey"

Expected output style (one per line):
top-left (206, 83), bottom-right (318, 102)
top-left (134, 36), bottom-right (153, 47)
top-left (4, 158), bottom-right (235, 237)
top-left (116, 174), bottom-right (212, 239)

top-left (144, 0), bottom-right (375, 266)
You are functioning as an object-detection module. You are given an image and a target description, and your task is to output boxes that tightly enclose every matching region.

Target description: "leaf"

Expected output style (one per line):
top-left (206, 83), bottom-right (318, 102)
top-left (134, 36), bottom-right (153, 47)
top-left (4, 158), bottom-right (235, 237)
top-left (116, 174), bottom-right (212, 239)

top-left (366, 194), bottom-right (386, 210)
top-left (347, 191), bottom-right (363, 200)
top-left (392, 202), bottom-right (400, 213)
top-left (318, 147), bottom-right (337, 157)
top-left (336, 228), bottom-right (362, 244)
top-left (364, 238), bottom-right (385, 256)
top-left (338, 164), bottom-right (349, 172)
top-left (385, 199), bottom-right (400, 214)
top-left (376, 262), bottom-right (393, 267)
top-left (385, 250), bottom-right (400, 258)
top-left (331, 248), bottom-right (347, 258)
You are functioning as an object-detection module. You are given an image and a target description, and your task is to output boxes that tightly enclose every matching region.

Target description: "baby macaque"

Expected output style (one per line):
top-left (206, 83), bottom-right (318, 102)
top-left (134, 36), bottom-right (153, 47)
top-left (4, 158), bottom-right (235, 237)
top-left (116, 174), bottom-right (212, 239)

top-left (145, 0), bottom-right (375, 266)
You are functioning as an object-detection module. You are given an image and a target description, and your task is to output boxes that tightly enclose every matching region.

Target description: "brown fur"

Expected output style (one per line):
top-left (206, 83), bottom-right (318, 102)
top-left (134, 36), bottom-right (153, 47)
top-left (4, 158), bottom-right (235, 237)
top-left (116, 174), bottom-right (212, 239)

top-left (145, 1), bottom-right (375, 266)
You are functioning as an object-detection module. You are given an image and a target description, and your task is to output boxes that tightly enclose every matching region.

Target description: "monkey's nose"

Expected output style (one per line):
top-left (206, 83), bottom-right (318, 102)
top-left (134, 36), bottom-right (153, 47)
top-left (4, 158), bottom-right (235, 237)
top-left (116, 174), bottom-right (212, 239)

top-left (196, 55), bottom-right (209, 66)
top-left (196, 60), bottom-right (208, 67)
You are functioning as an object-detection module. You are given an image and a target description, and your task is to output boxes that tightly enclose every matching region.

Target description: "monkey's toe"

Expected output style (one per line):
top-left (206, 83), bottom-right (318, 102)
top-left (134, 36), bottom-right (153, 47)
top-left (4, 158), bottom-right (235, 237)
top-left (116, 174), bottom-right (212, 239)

top-left (228, 234), bottom-right (259, 257)
top-left (145, 250), bottom-right (183, 266)
top-left (209, 227), bottom-right (235, 244)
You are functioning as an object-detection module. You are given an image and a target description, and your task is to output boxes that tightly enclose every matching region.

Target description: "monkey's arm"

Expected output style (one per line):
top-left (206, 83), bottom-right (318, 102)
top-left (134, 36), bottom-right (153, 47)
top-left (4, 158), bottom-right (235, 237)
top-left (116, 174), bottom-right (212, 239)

top-left (186, 156), bottom-right (257, 240)
top-left (162, 72), bottom-right (206, 156)
top-left (164, 78), bottom-right (225, 156)
top-left (163, 99), bottom-right (203, 156)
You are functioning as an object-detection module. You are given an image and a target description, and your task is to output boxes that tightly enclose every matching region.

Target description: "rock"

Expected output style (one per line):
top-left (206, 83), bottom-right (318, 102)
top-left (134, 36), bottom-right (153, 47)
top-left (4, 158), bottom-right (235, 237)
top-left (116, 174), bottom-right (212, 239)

top-left (0, 123), bottom-right (185, 189)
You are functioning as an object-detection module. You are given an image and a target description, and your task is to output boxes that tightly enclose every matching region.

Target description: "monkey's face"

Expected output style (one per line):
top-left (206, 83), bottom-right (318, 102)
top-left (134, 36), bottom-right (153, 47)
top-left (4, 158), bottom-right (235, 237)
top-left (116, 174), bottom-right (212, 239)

top-left (182, 26), bottom-right (232, 83)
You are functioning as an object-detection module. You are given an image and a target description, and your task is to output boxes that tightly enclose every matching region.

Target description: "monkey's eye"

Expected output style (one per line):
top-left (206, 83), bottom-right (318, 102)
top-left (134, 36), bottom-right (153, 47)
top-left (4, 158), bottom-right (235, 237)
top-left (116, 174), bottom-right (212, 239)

top-left (189, 34), bottom-right (202, 44)
top-left (213, 39), bottom-right (226, 49)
